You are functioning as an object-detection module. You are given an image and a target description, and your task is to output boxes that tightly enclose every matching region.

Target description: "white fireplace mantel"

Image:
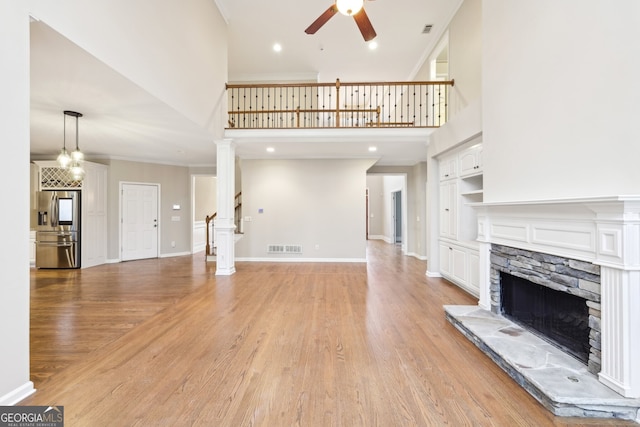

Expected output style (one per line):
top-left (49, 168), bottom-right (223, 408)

top-left (473, 196), bottom-right (640, 398)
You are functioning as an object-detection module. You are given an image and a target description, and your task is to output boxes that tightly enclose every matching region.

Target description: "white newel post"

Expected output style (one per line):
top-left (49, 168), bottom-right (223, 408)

top-left (214, 139), bottom-right (236, 276)
top-left (593, 201), bottom-right (640, 398)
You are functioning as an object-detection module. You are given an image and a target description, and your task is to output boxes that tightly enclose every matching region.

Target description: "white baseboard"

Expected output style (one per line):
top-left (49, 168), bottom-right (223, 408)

top-left (426, 270), bottom-right (442, 278)
top-left (235, 257), bottom-right (367, 263)
top-left (0, 381), bottom-right (35, 405)
top-left (159, 251), bottom-right (192, 259)
top-left (107, 251), bottom-right (192, 263)
top-left (368, 235), bottom-right (392, 243)
top-left (407, 252), bottom-right (428, 261)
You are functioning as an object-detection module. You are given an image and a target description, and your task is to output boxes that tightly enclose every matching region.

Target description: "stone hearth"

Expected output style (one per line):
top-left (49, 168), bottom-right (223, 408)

top-left (444, 197), bottom-right (640, 420)
top-left (445, 305), bottom-right (640, 421)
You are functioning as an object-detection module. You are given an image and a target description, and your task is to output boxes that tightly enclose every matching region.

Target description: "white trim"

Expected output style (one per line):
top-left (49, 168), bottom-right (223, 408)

top-left (368, 235), bottom-right (392, 243)
top-left (0, 381), bottom-right (35, 405)
top-left (475, 196), bottom-right (640, 397)
top-left (407, 252), bottom-right (428, 261)
top-left (235, 257), bottom-right (367, 263)
top-left (159, 251), bottom-right (192, 258)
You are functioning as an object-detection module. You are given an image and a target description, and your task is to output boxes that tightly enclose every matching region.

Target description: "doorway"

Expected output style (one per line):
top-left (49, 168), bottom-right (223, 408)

top-left (393, 190), bottom-right (402, 244)
top-left (121, 183), bottom-right (159, 261)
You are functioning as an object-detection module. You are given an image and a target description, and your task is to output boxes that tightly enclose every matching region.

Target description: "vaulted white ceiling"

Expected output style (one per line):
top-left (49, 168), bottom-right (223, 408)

top-left (29, 1), bottom-right (460, 168)
top-left (219, 0), bottom-right (459, 83)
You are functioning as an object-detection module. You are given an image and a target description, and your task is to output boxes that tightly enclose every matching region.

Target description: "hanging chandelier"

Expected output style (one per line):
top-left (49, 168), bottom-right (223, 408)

top-left (57, 110), bottom-right (85, 180)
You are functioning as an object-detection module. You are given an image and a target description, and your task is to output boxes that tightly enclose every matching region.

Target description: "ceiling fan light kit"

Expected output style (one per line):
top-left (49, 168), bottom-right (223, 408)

top-left (305, 0), bottom-right (376, 42)
top-left (336, 0), bottom-right (363, 16)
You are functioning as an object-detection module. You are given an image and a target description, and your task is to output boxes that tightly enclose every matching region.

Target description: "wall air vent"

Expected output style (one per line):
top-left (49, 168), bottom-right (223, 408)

top-left (422, 25), bottom-right (433, 34)
top-left (267, 244), bottom-right (303, 254)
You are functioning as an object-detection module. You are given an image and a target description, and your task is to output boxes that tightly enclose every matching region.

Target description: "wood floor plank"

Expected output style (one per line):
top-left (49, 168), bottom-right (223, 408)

top-left (23, 241), bottom-right (636, 426)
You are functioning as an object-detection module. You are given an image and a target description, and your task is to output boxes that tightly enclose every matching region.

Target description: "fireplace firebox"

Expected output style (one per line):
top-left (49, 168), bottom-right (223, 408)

top-left (501, 272), bottom-right (590, 363)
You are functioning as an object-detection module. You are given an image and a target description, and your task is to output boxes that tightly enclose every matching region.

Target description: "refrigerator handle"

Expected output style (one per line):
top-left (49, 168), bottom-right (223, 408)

top-left (52, 195), bottom-right (58, 227)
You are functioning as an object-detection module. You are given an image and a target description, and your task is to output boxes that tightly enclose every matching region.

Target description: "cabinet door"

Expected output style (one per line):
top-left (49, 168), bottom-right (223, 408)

top-left (439, 242), bottom-right (451, 276)
top-left (439, 155), bottom-right (457, 180)
top-left (459, 146), bottom-right (482, 177)
top-left (450, 246), bottom-right (467, 284)
top-left (468, 250), bottom-right (480, 293)
top-left (439, 181), bottom-right (457, 239)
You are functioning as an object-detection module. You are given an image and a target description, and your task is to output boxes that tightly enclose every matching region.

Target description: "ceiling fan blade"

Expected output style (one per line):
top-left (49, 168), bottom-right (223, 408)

top-left (353, 7), bottom-right (377, 41)
top-left (305, 5), bottom-right (338, 35)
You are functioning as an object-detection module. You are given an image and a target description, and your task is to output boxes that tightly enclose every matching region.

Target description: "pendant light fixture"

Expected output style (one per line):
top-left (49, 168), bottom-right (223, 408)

top-left (56, 112), bottom-right (71, 169)
top-left (57, 110), bottom-right (85, 180)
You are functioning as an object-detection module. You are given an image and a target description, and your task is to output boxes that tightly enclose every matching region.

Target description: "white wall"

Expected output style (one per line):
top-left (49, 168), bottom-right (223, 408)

top-left (28, 0), bottom-right (228, 136)
top-left (0, 1), bottom-right (34, 404)
top-left (366, 175), bottom-right (385, 239)
top-left (0, 1), bottom-right (227, 402)
top-left (236, 159), bottom-right (375, 260)
top-left (482, 1), bottom-right (640, 202)
top-left (24, 0), bottom-right (228, 260)
top-left (106, 160), bottom-right (192, 260)
top-left (448, 0), bottom-right (482, 116)
top-left (194, 176), bottom-right (216, 221)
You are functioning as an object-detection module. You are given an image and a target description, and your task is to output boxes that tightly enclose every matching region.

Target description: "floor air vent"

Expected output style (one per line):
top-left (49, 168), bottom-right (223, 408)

top-left (267, 244), bottom-right (303, 254)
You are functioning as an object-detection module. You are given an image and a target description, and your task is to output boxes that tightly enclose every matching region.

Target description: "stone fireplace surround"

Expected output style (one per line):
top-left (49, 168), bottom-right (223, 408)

top-left (490, 244), bottom-right (601, 374)
top-left (445, 196), bottom-right (640, 420)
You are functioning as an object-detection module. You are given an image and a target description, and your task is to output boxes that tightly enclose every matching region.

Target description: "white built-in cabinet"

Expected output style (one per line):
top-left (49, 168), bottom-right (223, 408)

top-left (438, 141), bottom-right (483, 296)
top-left (458, 144), bottom-right (482, 177)
top-left (81, 162), bottom-right (108, 268)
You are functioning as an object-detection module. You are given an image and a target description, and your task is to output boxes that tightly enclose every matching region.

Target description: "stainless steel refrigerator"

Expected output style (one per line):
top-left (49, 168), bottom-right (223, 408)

top-left (35, 190), bottom-right (81, 268)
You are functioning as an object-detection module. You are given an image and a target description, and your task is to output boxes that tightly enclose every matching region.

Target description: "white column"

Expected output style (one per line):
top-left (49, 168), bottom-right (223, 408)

top-left (214, 139), bottom-right (236, 276)
top-left (477, 241), bottom-right (492, 310)
top-left (598, 267), bottom-right (640, 398)
top-left (475, 208), bottom-right (492, 310)
top-left (0, 1), bottom-right (35, 404)
top-left (594, 203), bottom-right (640, 397)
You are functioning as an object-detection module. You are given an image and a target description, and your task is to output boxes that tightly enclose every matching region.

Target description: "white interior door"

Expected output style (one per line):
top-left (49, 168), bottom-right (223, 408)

top-left (121, 183), bottom-right (159, 261)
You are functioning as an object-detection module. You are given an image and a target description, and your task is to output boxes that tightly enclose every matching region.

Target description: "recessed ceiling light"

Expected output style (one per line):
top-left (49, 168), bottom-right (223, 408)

top-left (266, 147), bottom-right (275, 152)
top-left (273, 43), bottom-right (282, 52)
top-left (368, 146), bottom-right (377, 152)
top-left (368, 41), bottom-right (378, 50)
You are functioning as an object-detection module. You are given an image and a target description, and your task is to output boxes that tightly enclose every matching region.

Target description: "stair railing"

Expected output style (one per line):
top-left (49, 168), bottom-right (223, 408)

top-left (205, 192), bottom-right (242, 257)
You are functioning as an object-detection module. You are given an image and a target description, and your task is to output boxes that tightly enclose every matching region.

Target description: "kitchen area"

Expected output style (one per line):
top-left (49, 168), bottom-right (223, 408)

top-left (29, 161), bottom-right (108, 269)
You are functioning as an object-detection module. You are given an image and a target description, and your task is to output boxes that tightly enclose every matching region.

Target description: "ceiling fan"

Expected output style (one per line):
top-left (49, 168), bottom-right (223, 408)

top-left (305, 0), bottom-right (377, 42)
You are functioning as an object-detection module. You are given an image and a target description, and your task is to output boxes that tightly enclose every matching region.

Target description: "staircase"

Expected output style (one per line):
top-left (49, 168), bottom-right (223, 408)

top-left (205, 192), bottom-right (243, 261)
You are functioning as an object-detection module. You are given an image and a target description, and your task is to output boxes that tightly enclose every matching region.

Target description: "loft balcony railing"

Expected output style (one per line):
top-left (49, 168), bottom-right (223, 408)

top-left (226, 79), bottom-right (454, 129)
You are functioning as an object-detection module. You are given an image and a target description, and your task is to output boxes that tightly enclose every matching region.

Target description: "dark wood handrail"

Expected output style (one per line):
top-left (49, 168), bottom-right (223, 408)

top-left (226, 78), bottom-right (454, 129)
top-left (225, 79), bottom-right (455, 89)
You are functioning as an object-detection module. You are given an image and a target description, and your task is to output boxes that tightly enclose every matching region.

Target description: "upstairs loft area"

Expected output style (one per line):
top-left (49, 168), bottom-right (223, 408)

top-left (226, 79), bottom-right (454, 129)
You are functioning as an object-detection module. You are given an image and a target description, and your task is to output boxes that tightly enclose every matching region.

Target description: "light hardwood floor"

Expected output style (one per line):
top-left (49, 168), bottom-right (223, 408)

top-left (24, 241), bottom-right (634, 426)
